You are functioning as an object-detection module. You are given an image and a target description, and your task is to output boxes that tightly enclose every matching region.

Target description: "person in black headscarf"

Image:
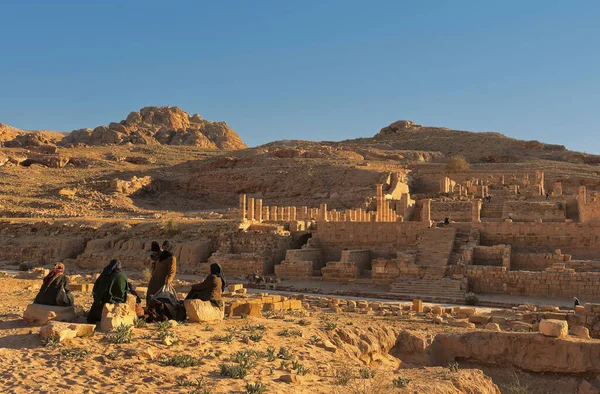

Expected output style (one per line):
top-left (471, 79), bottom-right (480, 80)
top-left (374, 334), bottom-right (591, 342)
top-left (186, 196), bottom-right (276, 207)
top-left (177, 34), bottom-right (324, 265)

top-left (146, 241), bottom-right (177, 304)
top-left (149, 241), bottom-right (161, 271)
top-left (87, 259), bottom-right (129, 323)
top-left (34, 262), bottom-right (74, 306)
top-left (185, 263), bottom-right (226, 307)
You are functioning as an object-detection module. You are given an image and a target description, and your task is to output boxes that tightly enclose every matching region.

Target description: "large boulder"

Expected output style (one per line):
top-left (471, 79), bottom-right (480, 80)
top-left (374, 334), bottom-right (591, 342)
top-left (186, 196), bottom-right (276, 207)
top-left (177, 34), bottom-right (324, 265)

top-left (571, 325), bottom-right (591, 339)
top-left (539, 319), bottom-right (569, 338)
top-left (39, 321), bottom-right (95, 342)
top-left (184, 299), bottom-right (224, 322)
top-left (228, 301), bottom-right (262, 318)
top-left (100, 297), bottom-right (137, 332)
top-left (23, 304), bottom-right (76, 324)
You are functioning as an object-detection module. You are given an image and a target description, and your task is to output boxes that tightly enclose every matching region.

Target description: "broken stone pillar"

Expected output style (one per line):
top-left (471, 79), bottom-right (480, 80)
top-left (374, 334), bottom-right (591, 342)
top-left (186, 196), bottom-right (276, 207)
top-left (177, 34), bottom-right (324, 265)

top-left (247, 198), bottom-right (255, 221)
top-left (255, 199), bottom-right (263, 222)
top-left (422, 199), bottom-right (431, 223)
top-left (501, 175), bottom-right (505, 185)
top-left (319, 203), bottom-right (328, 221)
top-left (239, 194), bottom-right (247, 221)
top-left (553, 182), bottom-right (563, 196)
top-left (271, 206), bottom-right (278, 221)
top-left (376, 184), bottom-right (383, 221)
top-left (290, 206), bottom-right (297, 221)
top-left (472, 199), bottom-right (482, 223)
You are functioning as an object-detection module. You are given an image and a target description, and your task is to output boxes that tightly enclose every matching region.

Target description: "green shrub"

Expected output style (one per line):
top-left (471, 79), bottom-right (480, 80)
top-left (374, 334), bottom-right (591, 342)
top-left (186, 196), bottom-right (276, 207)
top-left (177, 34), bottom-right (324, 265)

top-left (245, 382), bottom-right (267, 394)
top-left (392, 377), bottom-right (412, 388)
top-left (105, 324), bottom-right (134, 344)
top-left (464, 292), bottom-right (479, 306)
top-left (334, 367), bottom-right (353, 386)
top-left (19, 262), bottom-right (35, 271)
top-left (359, 367), bottom-right (376, 379)
top-left (220, 363), bottom-right (248, 379)
top-left (445, 156), bottom-right (469, 173)
top-left (59, 348), bottom-right (90, 359)
top-left (447, 362), bottom-right (460, 372)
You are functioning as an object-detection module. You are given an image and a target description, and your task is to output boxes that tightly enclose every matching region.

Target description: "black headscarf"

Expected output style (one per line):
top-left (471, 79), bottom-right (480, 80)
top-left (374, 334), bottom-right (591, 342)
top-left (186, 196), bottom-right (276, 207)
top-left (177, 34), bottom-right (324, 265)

top-left (210, 263), bottom-right (226, 289)
top-left (159, 241), bottom-right (173, 260)
top-left (151, 241), bottom-right (160, 253)
top-left (101, 259), bottom-right (122, 277)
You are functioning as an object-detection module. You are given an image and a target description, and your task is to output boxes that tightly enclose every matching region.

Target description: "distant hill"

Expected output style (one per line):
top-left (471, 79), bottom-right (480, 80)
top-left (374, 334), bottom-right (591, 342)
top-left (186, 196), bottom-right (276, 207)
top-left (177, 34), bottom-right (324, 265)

top-left (60, 106), bottom-right (247, 150)
top-left (0, 122), bottom-right (66, 147)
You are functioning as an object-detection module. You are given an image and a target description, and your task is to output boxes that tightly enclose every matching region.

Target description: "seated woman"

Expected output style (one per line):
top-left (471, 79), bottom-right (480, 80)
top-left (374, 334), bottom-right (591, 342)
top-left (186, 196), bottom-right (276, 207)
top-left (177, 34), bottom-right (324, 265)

top-left (87, 259), bottom-right (128, 324)
top-left (185, 263), bottom-right (226, 308)
top-left (34, 262), bottom-right (74, 307)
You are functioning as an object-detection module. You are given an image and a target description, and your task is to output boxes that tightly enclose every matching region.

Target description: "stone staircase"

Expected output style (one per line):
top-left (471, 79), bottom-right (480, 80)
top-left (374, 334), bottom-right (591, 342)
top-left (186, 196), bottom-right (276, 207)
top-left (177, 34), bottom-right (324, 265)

top-left (480, 199), bottom-right (504, 220)
top-left (389, 228), bottom-right (467, 300)
top-left (413, 228), bottom-right (456, 278)
top-left (447, 228), bottom-right (472, 266)
top-left (389, 277), bottom-right (466, 299)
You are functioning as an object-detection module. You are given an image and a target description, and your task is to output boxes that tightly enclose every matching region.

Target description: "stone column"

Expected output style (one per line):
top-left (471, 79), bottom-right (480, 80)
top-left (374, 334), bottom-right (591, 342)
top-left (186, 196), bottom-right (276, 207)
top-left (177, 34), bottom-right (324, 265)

top-left (255, 199), bottom-right (263, 222)
top-left (422, 199), bottom-right (431, 223)
top-left (290, 206), bottom-right (297, 221)
top-left (247, 198), bottom-right (255, 221)
top-left (346, 209), bottom-right (352, 221)
top-left (263, 206), bottom-right (270, 221)
top-left (239, 194), bottom-right (247, 221)
top-left (472, 199), bottom-right (481, 223)
top-left (319, 203), bottom-right (328, 221)
top-left (278, 206), bottom-right (284, 221)
top-left (271, 206), bottom-right (278, 221)
top-left (376, 184), bottom-right (383, 222)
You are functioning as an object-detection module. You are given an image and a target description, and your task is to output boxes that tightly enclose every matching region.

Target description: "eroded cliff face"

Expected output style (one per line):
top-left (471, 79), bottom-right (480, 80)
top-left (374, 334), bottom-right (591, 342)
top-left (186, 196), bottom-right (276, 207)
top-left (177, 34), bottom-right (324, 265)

top-left (60, 106), bottom-right (247, 150)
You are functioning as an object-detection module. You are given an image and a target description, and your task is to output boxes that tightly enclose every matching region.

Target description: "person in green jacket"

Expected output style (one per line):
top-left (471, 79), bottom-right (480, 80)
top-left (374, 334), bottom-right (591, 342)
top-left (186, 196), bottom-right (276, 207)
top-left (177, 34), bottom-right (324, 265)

top-left (87, 259), bottom-right (128, 324)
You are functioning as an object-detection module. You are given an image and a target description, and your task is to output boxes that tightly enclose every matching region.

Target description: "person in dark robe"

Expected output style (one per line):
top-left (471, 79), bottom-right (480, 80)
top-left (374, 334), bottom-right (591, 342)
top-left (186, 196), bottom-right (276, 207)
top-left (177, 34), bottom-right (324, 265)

top-left (574, 297), bottom-right (580, 309)
top-left (87, 259), bottom-right (128, 323)
top-left (146, 240), bottom-right (177, 304)
top-left (185, 263), bottom-right (225, 307)
top-left (149, 241), bottom-right (161, 271)
top-left (34, 262), bottom-right (74, 306)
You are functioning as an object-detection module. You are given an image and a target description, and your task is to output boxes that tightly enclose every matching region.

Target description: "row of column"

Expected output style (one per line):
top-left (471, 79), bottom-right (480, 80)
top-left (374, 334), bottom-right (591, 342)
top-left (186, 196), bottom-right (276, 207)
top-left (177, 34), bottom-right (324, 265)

top-left (375, 184), bottom-right (398, 222)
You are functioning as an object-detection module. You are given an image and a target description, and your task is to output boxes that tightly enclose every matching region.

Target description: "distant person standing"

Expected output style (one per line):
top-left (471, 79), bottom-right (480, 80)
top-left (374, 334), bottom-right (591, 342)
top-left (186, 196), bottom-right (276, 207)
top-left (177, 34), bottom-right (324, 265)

top-left (146, 241), bottom-right (177, 303)
top-left (545, 192), bottom-right (550, 201)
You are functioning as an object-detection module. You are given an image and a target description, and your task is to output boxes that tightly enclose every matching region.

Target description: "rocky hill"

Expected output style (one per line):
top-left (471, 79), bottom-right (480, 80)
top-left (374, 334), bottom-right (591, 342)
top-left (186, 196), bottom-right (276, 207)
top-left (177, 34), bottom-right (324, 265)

top-left (0, 123), bottom-right (65, 147)
top-left (361, 120), bottom-right (600, 164)
top-left (60, 106), bottom-right (247, 150)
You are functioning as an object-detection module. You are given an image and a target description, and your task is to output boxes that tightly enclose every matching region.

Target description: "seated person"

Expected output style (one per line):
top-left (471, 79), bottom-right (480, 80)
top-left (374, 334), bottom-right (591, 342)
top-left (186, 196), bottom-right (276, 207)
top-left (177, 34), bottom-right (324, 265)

top-left (185, 263), bottom-right (226, 308)
top-left (87, 259), bottom-right (128, 324)
top-left (34, 262), bottom-right (74, 307)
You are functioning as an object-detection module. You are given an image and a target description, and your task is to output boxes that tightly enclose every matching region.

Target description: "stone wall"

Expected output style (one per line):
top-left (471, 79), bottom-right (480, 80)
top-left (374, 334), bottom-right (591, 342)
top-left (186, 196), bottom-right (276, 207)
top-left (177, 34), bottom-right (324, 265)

top-left (321, 262), bottom-right (359, 281)
top-left (467, 265), bottom-right (600, 301)
top-left (206, 252), bottom-right (265, 276)
top-left (274, 260), bottom-right (313, 280)
top-left (340, 249), bottom-right (371, 272)
top-left (284, 248), bottom-right (324, 270)
top-left (227, 232), bottom-right (293, 274)
top-left (578, 187), bottom-right (600, 223)
top-left (0, 236), bottom-right (86, 264)
top-left (502, 201), bottom-right (566, 222)
top-left (472, 245), bottom-right (510, 268)
top-left (430, 201), bottom-right (472, 222)
top-left (512, 251), bottom-right (600, 272)
top-left (474, 222), bottom-right (600, 259)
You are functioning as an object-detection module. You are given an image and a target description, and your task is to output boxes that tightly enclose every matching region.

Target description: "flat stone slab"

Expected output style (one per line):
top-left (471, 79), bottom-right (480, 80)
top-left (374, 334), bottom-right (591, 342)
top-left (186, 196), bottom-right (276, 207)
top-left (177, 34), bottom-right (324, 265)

top-left (23, 304), bottom-right (76, 325)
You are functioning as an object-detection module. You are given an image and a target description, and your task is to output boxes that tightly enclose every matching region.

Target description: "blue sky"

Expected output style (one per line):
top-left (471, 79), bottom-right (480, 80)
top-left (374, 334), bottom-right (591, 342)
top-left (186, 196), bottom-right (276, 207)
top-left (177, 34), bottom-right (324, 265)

top-left (0, 1), bottom-right (599, 152)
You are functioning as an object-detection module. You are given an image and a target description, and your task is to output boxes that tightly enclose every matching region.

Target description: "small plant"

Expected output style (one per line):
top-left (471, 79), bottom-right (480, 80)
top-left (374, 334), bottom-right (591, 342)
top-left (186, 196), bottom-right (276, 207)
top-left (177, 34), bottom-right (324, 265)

top-left (231, 351), bottom-right (257, 369)
top-left (266, 347), bottom-right (276, 362)
top-left (240, 313), bottom-right (248, 319)
top-left (160, 354), bottom-right (203, 367)
top-left (42, 336), bottom-right (61, 348)
top-left (359, 367), bottom-right (376, 379)
top-left (277, 329), bottom-right (290, 337)
top-left (220, 363), bottom-right (248, 379)
top-left (105, 324), bottom-right (134, 344)
top-left (279, 360), bottom-right (288, 369)
top-left (254, 324), bottom-right (266, 331)
top-left (505, 370), bottom-right (531, 394)
top-left (445, 155), bottom-right (469, 173)
top-left (289, 329), bottom-right (303, 337)
top-left (334, 367), bottom-right (353, 386)
top-left (165, 219), bottom-right (180, 236)
top-left (447, 362), bottom-right (460, 372)
top-left (297, 319), bottom-right (311, 326)
top-left (392, 376), bottom-right (412, 388)
top-left (245, 382), bottom-right (267, 394)
top-left (308, 335), bottom-right (321, 345)
top-left (211, 333), bottom-right (233, 344)
top-left (176, 377), bottom-right (205, 387)
top-left (277, 347), bottom-right (292, 360)
top-left (203, 326), bottom-right (215, 332)
top-left (291, 360), bottom-right (301, 370)
top-left (296, 364), bottom-right (309, 376)
top-left (464, 292), bottom-right (479, 306)
top-left (249, 333), bottom-right (263, 342)
top-left (324, 322), bottom-right (337, 331)
top-left (59, 348), bottom-right (90, 359)
top-left (134, 318), bottom-right (147, 328)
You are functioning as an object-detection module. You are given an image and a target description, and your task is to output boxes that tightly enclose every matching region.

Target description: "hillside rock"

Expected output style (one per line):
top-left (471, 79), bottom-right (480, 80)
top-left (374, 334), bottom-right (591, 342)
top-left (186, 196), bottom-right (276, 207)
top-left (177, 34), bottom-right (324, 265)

top-left (378, 120), bottom-right (417, 134)
top-left (61, 106), bottom-right (247, 150)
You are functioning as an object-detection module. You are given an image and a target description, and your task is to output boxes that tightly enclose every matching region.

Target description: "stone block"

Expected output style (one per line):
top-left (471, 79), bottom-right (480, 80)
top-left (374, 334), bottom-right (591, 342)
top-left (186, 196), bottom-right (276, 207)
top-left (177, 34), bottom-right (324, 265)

top-left (575, 305), bottom-right (586, 314)
top-left (571, 325), bottom-right (591, 339)
top-left (485, 322), bottom-right (502, 331)
top-left (100, 299), bottom-right (137, 332)
top-left (263, 302), bottom-right (283, 312)
top-left (431, 306), bottom-right (443, 315)
top-left (184, 299), bottom-right (224, 322)
top-left (469, 315), bottom-right (490, 325)
top-left (412, 299), bottom-right (423, 313)
top-left (40, 321), bottom-right (95, 342)
top-left (70, 283), bottom-right (94, 292)
top-left (457, 307), bottom-right (476, 317)
top-left (539, 319), bottom-right (568, 338)
top-left (230, 301), bottom-right (262, 318)
top-left (23, 304), bottom-right (76, 325)
top-left (289, 300), bottom-right (303, 310)
top-left (510, 321), bottom-right (532, 332)
top-left (236, 288), bottom-right (248, 295)
top-left (544, 312), bottom-right (567, 321)
top-left (228, 284), bottom-right (244, 292)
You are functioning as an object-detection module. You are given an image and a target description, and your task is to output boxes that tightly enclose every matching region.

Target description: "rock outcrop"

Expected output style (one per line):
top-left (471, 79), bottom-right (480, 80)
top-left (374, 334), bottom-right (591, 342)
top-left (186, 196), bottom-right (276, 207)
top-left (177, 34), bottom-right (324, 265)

top-left (61, 106), bottom-right (247, 150)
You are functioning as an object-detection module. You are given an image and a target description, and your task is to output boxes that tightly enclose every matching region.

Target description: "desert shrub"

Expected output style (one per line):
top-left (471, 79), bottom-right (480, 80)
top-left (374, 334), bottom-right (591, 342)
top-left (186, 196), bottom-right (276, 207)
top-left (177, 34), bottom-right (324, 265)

top-left (392, 377), bottom-right (412, 388)
top-left (324, 322), bottom-right (337, 331)
top-left (464, 292), bottom-right (479, 306)
top-left (277, 347), bottom-right (292, 360)
top-left (446, 362), bottom-right (460, 372)
top-left (165, 218), bottom-right (180, 236)
top-left (249, 333), bottom-right (263, 342)
top-left (504, 370), bottom-right (530, 394)
top-left (445, 155), bottom-right (469, 173)
top-left (134, 318), bottom-right (147, 328)
top-left (308, 335), bottom-right (321, 345)
top-left (59, 348), bottom-right (89, 359)
top-left (105, 324), bottom-right (134, 344)
top-left (220, 363), bottom-right (248, 379)
top-left (203, 326), bottom-right (215, 332)
top-left (18, 262), bottom-right (34, 271)
top-left (266, 347), bottom-right (276, 362)
top-left (245, 382), bottom-right (267, 394)
top-left (334, 366), bottom-right (354, 386)
top-left (297, 319), bottom-right (311, 326)
top-left (358, 368), bottom-right (376, 379)
top-left (42, 335), bottom-right (61, 348)
top-left (161, 354), bottom-right (203, 367)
